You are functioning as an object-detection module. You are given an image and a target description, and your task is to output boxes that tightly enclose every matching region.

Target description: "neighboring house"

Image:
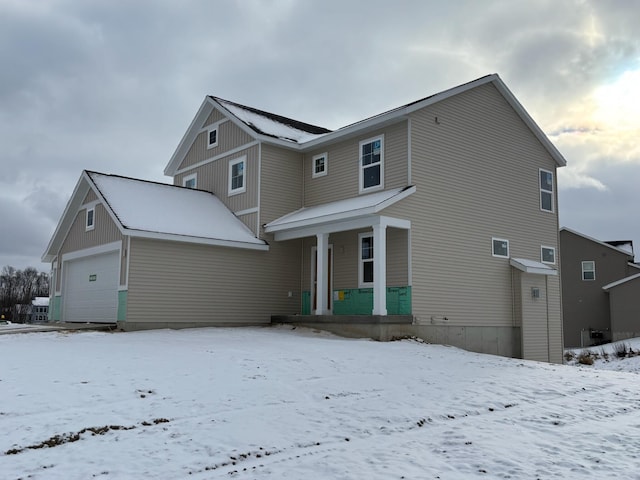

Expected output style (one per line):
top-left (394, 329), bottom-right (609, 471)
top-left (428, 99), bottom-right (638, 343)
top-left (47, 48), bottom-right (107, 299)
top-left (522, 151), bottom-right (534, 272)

top-left (31, 297), bottom-right (50, 323)
top-left (43, 74), bottom-right (566, 362)
top-left (560, 228), bottom-right (640, 347)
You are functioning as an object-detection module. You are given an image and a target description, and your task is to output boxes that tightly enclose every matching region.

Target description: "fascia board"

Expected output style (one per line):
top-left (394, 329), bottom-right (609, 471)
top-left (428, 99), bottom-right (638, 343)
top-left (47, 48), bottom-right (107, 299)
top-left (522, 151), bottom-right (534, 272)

top-left (374, 186), bottom-right (416, 212)
top-left (272, 215), bottom-right (381, 241)
top-left (84, 173), bottom-right (129, 238)
top-left (602, 273), bottom-right (640, 291)
top-left (265, 206), bottom-right (377, 233)
top-left (125, 228), bottom-right (269, 251)
top-left (41, 173), bottom-right (91, 262)
top-left (509, 258), bottom-right (558, 276)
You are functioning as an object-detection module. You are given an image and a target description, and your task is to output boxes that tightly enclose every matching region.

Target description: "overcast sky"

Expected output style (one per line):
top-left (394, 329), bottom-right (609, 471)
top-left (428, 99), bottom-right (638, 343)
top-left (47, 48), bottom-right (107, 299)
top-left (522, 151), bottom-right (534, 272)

top-left (1, 0), bottom-right (639, 271)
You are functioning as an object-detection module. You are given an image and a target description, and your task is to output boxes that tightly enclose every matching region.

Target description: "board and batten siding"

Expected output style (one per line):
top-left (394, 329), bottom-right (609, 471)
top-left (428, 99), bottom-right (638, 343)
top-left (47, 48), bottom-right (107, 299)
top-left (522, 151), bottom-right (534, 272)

top-left (126, 237), bottom-right (302, 325)
top-left (178, 115), bottom-right (255, 171)
top-left (386, 82), bottom-right (561, 332)
top-left (174, 144), bottom-right (260, 229)
top-left (303, 121), bottom-right (408, 207)
top-left (83, 189), bottom-right (98, 204)
top-left (57, 203), bottom-right (126, 286)
top-left (202, 108), bottom-right (226, 127)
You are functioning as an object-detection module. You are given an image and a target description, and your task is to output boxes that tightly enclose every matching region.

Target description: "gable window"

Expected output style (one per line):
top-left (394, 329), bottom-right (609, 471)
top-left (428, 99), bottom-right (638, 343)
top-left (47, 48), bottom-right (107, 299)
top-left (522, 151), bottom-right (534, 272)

top-left (492, 237), bottom-right (509, 258)
top-left (312, 153), bottom-right (327, 178)
top-left (229, 157), bottom-right (246, 195)
top-left (207, 126), bottom-right (218, 149)
top-left (86, 207), bottom-right (95, 231)
top-left (540, 169), bottom-right (554, 212)
top-left (541, 246), bottom-right (556, 264)
top-left (359, 232), bottom-right (374, 286)
top-left (359, 136), bottom-right (384, 193)
top-left (582, 261), bottom-right (595, 281)
top-left (183, 173), bottom-right (197, 189)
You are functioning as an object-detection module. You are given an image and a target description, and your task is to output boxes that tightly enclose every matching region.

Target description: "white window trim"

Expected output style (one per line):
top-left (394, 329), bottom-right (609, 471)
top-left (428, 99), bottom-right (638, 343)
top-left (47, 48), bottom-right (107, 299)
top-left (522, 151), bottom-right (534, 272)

top-left (207, 125), bottom-right (219, 149)
top-left (182, 173), bottom-right (197, 189)
top-left (582, 260), bottom-right (596, 281)
top-left (541, 246), bottom-right (556, 264)
top-left (492, 237), bottom-right (509, 258)
top-left (358, 232), bottom-right (374, 287)
top-left (228, 156), bottom-right (246, 196)
top-left (359, 135), bottom-right (384, 194)
top-left (539, 168), bottom-right (554, 213)
top-left (312, 152), bottom-right (328, 178)
top-left (86, 207), bottom-right (95, 232)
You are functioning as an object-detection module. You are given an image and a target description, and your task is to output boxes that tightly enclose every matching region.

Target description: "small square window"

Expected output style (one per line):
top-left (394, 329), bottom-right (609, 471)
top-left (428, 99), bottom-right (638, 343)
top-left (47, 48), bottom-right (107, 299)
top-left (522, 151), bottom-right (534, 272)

top-left (229, 157), bottom-right (246, 195)
top-left (183, 173), bottom-right (197, 189)
top-left (86, 207), bottom-right (95, 231)
top-left (541, 246), bottom-right (556, 264)
top-left (312, 153), bottom-right (327, 178)
top-left (207, 126), bottom-right (218, 148)
top-left (492, 237), bottom-right (509, 258)
top-left (582, 261), bottom-right (595, 281)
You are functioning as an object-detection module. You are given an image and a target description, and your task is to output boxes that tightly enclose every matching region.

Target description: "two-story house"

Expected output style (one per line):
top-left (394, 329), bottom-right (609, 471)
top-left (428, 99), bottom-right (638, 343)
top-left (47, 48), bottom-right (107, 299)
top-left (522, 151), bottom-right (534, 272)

top-left (560, 228), bottom-right (640, 347)
top-left (42, 74), bottom-right (566, 362)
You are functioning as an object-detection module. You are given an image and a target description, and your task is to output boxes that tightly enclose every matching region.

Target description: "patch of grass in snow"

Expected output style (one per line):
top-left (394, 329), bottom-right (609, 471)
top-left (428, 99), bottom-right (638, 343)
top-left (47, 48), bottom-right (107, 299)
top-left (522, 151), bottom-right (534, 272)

top-left (5, 418), bottom-right (170, 455)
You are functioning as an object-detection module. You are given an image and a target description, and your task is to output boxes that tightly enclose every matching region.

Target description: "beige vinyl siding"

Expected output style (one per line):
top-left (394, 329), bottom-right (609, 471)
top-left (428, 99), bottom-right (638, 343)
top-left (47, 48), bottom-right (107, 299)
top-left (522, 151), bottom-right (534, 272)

top-left (126, 237), bottom-right (302, 324)
top-left (83, 189), bottom-right (98, 204)
top-left (520, 273), bottom-right (551, 362)
top-left (394, 82), bottom-right (560, 328)
top-left (175, 144), bottom-right (260, 230)
top-left (259, 144), bottom-right (303, 226)
top-left (178, 119), bottom-right (254, 171)
top-left (58, 203), bottom-right (126, 286)
top-left (237, 211), bottom-right (258, 234)
top-left (202, 108), bottom-right (225, 128)
top-left (303, 121), bottom-right (408, 206)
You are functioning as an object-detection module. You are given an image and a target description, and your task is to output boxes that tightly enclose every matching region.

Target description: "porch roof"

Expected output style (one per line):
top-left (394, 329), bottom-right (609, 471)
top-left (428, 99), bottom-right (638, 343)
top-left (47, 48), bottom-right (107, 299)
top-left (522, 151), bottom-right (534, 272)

top-left (264, 186), bottom-right (415, 234)
top-left (510, 258), bottom-right (557, 276)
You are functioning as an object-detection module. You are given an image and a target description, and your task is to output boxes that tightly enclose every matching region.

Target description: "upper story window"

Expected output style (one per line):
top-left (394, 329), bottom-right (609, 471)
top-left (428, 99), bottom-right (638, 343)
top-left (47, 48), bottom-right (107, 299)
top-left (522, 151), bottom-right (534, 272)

top-left (492, 237), bottom-right (509, 258)
top-left (540, 169), bottom-right (554, 212)
top-left (312, 153), bottom-right (328, 178)
top-left (207, 126), bottom-right (218, 149)
top-left (359, 136), bottom-right (384, 193)
top-left (229, 156), bottom-right (246, 195)
top-left (359, 232), bottom-right (374, 287)
top-left (86, 207), bottom-right (95, 231)
top-left (183, 173), bottom-right (197, 189)
top-left (582, 261), bottom-right (595, 281)
top-left (541, 246), bottom-right (556, 264)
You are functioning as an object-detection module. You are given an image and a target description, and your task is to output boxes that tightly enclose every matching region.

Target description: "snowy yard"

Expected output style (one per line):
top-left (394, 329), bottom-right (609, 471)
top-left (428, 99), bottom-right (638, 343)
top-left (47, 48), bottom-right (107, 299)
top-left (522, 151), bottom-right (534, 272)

top-left (2, 326), bottom-right (640, 479)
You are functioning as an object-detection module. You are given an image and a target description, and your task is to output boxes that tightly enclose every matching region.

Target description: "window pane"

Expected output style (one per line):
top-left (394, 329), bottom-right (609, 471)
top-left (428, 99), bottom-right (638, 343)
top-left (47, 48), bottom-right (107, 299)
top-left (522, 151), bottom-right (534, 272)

top-left (542, 248), bottom-right (555, 263)
top-left (363, 261), bottom-right (374, 283)
top-left (363, 164), bottom-right (380, 189)
top-left (209, 129), bottom-right (217, 145)
top-left (315, 157), bottom-right (325, 173)
top-left (87, 210), bottom-right (94, 226)
top-left (493, 239), bottom-right (508, 257)
top-left (232, 161), bottom-right (244, 190)
top-left (541, 191), bottom-right (552, 211)
top-left (540, 171), bottom-right (553, 192)
top-left (361, 237), bottom-right (373, 259)
top-left (583, 271), bottom-right (595, 280)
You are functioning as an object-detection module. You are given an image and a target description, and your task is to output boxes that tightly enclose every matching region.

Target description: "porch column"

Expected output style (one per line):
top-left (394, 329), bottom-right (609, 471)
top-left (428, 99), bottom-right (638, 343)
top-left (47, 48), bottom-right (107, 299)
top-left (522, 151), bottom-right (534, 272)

top-left (372, 224), bottom-right (387, 315)
top-left (315, 233), bottom-right (330, 315)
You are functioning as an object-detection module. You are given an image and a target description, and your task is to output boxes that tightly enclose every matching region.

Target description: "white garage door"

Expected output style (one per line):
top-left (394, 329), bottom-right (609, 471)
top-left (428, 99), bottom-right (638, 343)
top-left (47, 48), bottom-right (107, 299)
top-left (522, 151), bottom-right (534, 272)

top-left (63, 251), bottom-right (119, 323)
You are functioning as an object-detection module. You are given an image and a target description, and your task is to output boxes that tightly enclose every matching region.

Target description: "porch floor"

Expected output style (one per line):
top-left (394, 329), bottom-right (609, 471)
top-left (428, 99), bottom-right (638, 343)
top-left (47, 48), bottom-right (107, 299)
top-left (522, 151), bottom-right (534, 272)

top-left (271, 315), bottom-right (414, 325)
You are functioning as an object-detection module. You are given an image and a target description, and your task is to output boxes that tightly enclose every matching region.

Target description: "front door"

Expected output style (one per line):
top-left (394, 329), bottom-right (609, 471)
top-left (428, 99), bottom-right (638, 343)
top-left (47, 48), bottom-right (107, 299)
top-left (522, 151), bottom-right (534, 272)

top-left (311, 245), bottom-right (333, 313)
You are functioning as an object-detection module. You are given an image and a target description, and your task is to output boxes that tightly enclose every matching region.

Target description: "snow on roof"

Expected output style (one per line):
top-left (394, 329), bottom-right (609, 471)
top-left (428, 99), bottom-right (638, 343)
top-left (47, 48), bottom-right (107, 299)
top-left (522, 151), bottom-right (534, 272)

top-left (265, 186), bottom-right (415, 232)
top-left (214, 97), bottom-right (332, 144)
top-left (88, 172), bottom-right (265, 247)
top-left (510, 258), bottom-right (558, 275)
top-left (32, 297), bottom-right (49, 307)
top-left (606, 240), bottom-right (634, 256)
top-left (602, 273), bottom-right (640, 291)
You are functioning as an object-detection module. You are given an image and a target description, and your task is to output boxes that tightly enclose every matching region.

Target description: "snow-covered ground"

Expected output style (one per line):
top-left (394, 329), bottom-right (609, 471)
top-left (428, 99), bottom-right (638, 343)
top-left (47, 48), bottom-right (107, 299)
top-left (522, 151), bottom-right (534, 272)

top-left (2, 326), bottom-right (640, 479)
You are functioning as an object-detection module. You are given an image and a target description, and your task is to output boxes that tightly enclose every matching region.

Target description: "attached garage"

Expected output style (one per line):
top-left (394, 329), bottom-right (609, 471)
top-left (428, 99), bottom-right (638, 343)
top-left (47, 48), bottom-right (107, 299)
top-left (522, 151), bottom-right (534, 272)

top-left (63, 249), bottom-right (120, 323)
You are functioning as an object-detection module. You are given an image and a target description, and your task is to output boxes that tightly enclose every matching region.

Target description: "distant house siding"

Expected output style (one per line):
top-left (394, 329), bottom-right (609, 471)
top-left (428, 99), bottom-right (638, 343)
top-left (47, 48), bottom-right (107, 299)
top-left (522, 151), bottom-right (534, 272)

top-left (125, 237), bottom-right (302, 327)
top-left (178, 112), bottom-right (255, 170)
top-left (609, 277), bottom-right (640, 341)
top-left (303, 121), bottom-right (408, 206)
top-left (560, 229), bottom-right (632, 347)
top-left (392, 83), bottom-right (561, 337)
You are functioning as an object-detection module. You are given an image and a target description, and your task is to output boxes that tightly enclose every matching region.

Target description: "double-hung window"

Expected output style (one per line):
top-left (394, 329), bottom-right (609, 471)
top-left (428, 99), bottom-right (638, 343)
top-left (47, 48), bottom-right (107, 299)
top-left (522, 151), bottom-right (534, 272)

top-left (359, 136), bottom-right (384, 193)
top-left (540, 169), bottom-right (554, 212)
top-left (582, 261), bottom-right (595, 281)
top-left (359, 233), bottom-right (374, 287)
top-left (229, 157), bottom-right (246, 195)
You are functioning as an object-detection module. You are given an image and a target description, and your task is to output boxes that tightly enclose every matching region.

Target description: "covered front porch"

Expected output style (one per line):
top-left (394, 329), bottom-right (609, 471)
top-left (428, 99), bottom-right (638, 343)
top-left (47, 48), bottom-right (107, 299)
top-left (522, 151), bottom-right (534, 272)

top-left (264, 186), bottom-right (416, 317)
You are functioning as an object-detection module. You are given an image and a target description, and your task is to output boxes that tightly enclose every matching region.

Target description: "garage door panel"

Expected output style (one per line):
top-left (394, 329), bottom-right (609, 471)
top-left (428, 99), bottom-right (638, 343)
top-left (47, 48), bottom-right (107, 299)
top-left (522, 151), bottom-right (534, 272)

top-left (64, 251), bottom-right (119, 323)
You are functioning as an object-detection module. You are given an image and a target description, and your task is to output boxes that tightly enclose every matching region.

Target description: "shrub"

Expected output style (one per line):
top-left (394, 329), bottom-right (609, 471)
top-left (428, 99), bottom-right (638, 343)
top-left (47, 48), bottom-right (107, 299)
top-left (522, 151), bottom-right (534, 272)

top-left (614, 342), bottom-right (629, 359)
top-left (578, 352), bottom-right (594, 365)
